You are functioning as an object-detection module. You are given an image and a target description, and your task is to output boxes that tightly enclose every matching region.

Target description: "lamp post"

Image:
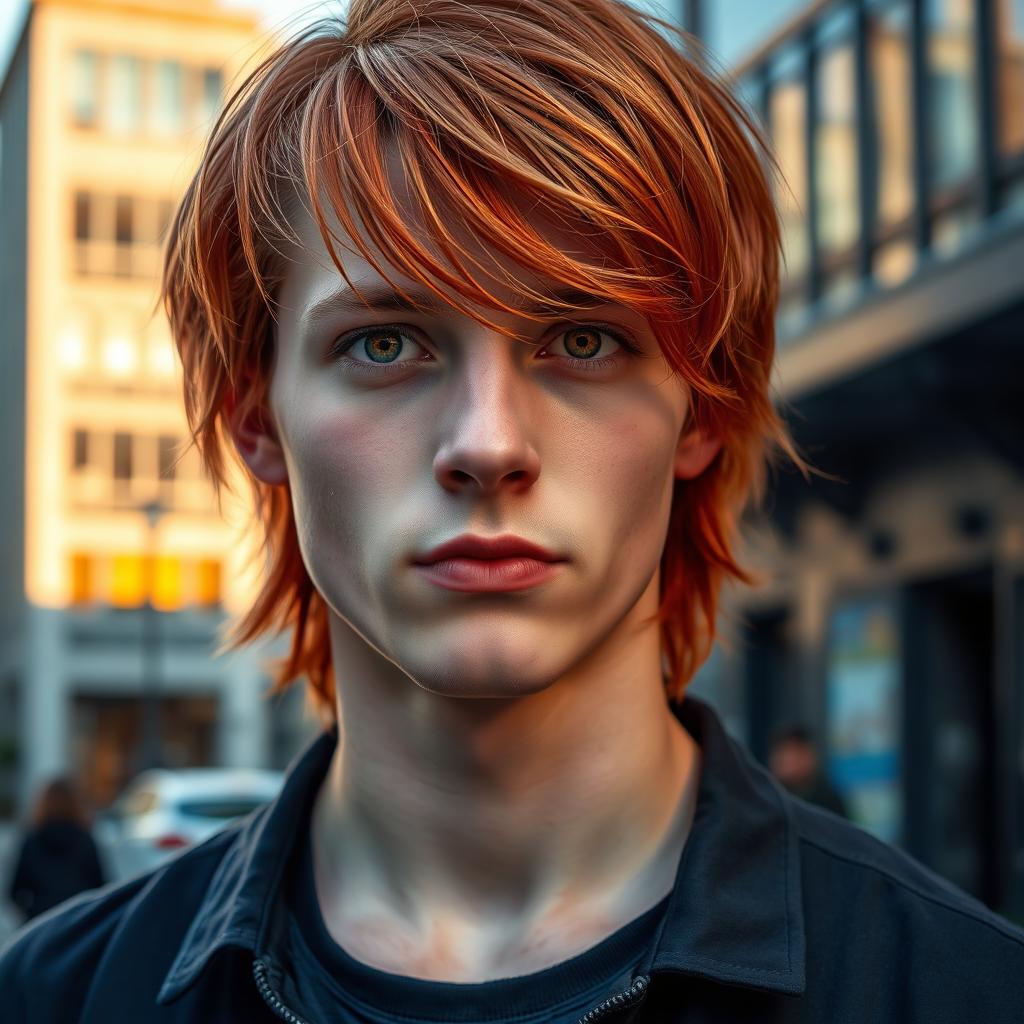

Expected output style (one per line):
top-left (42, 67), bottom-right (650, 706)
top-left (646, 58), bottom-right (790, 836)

top-left (137, 498), bottom-right (166, 773)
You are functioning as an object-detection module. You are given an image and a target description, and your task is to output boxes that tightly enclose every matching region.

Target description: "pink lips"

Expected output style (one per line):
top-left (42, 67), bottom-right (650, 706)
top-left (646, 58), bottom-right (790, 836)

top-left (411, 534), bottom-right (567, 593)
top-left (412, 534), bottom-right (563, 565)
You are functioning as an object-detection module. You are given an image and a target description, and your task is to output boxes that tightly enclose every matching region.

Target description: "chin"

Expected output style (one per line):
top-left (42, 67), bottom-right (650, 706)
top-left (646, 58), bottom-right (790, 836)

top-left (403, 660), bottom-right (563, 702)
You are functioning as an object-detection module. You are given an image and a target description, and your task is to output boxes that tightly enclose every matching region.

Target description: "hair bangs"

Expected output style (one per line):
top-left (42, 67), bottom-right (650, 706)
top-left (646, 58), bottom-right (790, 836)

top-left (290, 59), bottom-right (695, 342)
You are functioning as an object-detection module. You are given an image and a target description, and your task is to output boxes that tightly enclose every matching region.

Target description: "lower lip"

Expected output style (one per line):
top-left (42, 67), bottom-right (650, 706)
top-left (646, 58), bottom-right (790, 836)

top-left (413, 557), bottom-right (564, 592)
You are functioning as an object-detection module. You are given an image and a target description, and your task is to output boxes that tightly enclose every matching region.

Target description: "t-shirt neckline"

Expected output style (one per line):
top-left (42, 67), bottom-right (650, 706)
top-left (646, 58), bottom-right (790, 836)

top-left (284, 821), bottom-right (669, 1022)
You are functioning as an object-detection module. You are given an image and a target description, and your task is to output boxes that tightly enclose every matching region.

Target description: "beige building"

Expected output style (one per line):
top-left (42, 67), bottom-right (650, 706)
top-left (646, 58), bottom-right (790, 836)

top-left (0, 0), bottom-right (312, 818)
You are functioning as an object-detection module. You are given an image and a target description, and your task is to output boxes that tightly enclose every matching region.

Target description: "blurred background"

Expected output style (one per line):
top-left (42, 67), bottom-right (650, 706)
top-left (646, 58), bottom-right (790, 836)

top-left (0, 0), bottom-right (1021, 938)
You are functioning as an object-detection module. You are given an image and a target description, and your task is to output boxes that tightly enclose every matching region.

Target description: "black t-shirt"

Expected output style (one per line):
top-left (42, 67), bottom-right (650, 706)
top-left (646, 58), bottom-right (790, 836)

top-left (284, 824), bottom-right (669, 1023)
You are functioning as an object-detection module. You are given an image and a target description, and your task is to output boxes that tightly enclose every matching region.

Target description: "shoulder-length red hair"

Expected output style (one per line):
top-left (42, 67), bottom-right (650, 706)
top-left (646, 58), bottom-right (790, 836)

top-left (162, 0), bottom-right (803, 721)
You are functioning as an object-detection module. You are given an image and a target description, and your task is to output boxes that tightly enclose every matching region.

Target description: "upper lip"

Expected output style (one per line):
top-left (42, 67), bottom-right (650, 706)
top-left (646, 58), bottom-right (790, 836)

top-left (412, 534), bottom-right (565, 565)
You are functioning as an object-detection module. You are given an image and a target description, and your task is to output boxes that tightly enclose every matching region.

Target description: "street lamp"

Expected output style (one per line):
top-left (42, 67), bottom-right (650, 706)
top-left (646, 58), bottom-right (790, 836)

top-left (137, 498), bottom-right (166, 773)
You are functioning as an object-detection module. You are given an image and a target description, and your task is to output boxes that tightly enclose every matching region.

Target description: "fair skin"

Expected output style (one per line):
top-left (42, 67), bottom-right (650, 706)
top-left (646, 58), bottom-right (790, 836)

top-left (231, 168), bottom-right (721, 982)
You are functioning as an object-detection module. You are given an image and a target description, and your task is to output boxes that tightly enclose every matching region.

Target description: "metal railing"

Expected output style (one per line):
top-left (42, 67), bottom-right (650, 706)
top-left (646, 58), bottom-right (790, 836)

top-left (728, 0), bottom-right (1024, 341)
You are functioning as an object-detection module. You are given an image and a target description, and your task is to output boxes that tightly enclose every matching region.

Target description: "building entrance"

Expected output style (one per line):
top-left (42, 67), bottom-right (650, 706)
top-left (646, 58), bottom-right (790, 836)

top-left (904, 567), bottom-right (998, 908)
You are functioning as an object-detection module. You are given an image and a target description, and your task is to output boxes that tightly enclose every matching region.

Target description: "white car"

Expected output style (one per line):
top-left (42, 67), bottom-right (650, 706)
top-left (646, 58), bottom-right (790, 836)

top-left (96, 768), bottom-right (285, 881)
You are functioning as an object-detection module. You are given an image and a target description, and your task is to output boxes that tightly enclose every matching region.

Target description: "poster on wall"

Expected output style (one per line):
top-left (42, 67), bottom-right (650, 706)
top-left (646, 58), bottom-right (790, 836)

top-left (825, 595), bottom-right (903, 844)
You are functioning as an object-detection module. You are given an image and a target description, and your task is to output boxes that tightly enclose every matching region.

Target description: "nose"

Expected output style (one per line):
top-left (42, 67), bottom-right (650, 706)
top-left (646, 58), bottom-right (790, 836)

top-left (432, 342), bottom-right (541, 497)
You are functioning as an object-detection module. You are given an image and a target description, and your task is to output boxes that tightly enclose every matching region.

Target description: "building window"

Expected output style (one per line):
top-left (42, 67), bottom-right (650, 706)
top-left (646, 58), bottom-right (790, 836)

top-left (156, 199), bottom-right (175, 241)
top-left (69, 428), bottom-right (213, 512)
top-left (69, 552), bottom-right (94, 605)
top-left (74, 192), bottom-right (90, 241)
top-left (59, 309), bottom-right (93, 374)
top-left (926, 0), bottom-right (978, 190)
top-left (113, 431), bottom-right (133, 482)
top-left (111, 553), bottom-right (146, 607)
top-left (114, 195), bottom-right (133, 244)
top-left (157, 435), bottom-right (179, 482)
top-left (146, 326), bottom-right (177, 379)
top-left (997, 0), bottom-right (1024, 160)
top-left (101, 322), bottom-right (138, 378)
top-left (869, 4), bottom-right (915, 243)
top-left (70, 50), bottom-right (100, 128)
top-left (71, 191), bottom-right (173, 279)
top-left (152, 60), bottom-right (184, 135)
top-left (72, 429), bottom-right (89, 470)
top-left (202, 67), bottom-right (223, 122)
top-left (770, 76), bottom-right (809, 282)
top-left (107, 55), bottom-right (142, 134)
top-left (66, 550), bottom-right (224, 610)
top-left (815, 41), bottom-right (860, 263)
top-left (152, 555), bottom-right (183, 610)
top-left (196, 558), bottom-right (222, 606)
top-left (114, 195), bottom-right (134, 277)
top-left (67, 50), bottom-right (227, 138)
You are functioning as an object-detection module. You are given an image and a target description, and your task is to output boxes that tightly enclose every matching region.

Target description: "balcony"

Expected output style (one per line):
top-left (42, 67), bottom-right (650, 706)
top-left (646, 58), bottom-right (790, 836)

top-left (728, 0), bottom-right (1024, 400)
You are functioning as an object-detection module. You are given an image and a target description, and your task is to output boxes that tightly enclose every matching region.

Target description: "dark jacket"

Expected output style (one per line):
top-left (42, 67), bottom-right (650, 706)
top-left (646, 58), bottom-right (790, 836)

top-left (2, 694), bottom-right (1023, 1023)
top-left (6, 819), bottom-right (106, 922)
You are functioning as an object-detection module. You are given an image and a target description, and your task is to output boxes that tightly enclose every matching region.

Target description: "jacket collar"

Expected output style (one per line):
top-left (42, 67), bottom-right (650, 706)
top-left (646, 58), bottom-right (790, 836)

top-left (643, 696), bottom-right (806, 994)
top-left (157, 721), bottom-right (338, 1005)
top-left (158, 694), bottom-right (805, 1005)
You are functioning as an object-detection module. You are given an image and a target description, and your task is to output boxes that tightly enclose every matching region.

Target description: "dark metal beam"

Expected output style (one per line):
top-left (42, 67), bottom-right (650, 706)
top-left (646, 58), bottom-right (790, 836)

top-left (974, 0), bottom-right (999, 217)
top-left (909, 0), bottom-right (931, 252)
top-left (804, 29), bottom-right (822, 303)
top-left (853, 0), bottom-right (875, 281)
top-left (682, 0), bottom-right (702, 40)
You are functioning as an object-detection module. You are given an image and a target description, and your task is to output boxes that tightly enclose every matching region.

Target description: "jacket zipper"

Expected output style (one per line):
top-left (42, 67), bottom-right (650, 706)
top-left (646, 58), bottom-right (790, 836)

top-left (252, 955), bottom-right (649, 1024)
top-left (253, 956), bottom-right (312, 1024)
top-left (575, 974), bottom-right (651, 1024)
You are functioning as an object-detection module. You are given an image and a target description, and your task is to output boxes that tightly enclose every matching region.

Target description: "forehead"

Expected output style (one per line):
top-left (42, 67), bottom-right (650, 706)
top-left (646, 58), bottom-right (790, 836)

top-left (277, 146), bottom-right (622, 320)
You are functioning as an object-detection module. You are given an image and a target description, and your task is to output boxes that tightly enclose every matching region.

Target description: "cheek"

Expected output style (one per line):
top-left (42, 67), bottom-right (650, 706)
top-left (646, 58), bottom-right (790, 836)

top-left (296, 409), bottom-right (404, 490)
top-left (278, 402), bottom-right (416, 578)
top-left (576, 409), bottom-right (679, 532)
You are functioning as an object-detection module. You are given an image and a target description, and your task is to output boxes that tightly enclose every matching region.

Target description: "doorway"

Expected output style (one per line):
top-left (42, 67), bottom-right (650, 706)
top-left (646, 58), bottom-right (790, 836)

top-left (903, 567), bottom-right (998, 907)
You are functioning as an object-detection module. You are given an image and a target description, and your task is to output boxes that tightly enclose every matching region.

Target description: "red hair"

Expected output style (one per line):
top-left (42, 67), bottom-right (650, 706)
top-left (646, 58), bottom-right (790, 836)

top-left (162, 0), bottom-right (804, 720)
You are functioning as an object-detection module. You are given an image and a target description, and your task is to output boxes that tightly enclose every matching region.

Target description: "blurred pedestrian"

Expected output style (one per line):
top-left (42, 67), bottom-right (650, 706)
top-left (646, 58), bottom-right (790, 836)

top-left (769, 725), bottom-right (849, 818)
top-left (5, 776), bottom-right (106, 923)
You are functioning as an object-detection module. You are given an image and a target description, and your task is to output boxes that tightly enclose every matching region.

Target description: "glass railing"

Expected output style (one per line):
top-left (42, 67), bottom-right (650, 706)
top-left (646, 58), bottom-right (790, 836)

top-left (729, 0), bottom-right (1024, 342)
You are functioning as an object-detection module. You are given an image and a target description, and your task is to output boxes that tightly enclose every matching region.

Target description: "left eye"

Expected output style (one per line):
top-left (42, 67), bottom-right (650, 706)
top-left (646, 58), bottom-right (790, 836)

top-left (545, 325), bottom-right (626, 365)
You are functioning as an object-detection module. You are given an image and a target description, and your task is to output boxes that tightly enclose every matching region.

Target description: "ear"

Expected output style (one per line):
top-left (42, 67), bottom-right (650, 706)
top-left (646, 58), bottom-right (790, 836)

top-left (673, 422), bottom-right (722, 480)
top-left (225, 386), bottom-right (289, 486)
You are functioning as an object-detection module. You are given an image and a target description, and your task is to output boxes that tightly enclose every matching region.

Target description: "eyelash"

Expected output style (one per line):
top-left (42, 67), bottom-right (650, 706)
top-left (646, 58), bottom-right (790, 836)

top-left (326, 323), bottom-right (640, 376)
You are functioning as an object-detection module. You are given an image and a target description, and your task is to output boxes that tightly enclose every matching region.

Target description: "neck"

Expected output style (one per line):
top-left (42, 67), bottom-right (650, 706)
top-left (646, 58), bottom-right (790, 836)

top-left (309, 595), bottom-right (702, 976)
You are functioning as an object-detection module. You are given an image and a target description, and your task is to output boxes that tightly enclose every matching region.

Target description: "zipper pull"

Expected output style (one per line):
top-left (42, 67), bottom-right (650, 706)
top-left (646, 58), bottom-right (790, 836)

top-left (576, 974), bottom-right (651, 1024)
top-left (252, 956), bottom-right (314, 1024)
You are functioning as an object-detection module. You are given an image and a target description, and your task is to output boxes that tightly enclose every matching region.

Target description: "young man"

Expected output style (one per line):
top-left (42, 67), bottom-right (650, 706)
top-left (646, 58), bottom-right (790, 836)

top-left (3, 0), bottom-right (1023, 1020)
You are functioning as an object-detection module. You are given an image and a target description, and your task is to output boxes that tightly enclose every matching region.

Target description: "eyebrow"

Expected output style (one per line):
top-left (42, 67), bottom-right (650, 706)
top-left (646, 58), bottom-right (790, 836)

top-left (301, 283), bottom-right (618, 326)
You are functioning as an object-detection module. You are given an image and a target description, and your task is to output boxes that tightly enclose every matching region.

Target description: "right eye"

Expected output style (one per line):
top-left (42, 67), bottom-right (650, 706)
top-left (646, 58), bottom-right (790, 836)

top-left (327, 326), bottom-right (432, 374)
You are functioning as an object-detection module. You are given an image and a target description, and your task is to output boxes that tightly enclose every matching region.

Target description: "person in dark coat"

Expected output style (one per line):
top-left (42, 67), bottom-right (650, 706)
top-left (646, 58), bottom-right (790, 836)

top-left (6, 776), bottom-right (106, 923)
top-left (769, 725), bottom-right (849, 818)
